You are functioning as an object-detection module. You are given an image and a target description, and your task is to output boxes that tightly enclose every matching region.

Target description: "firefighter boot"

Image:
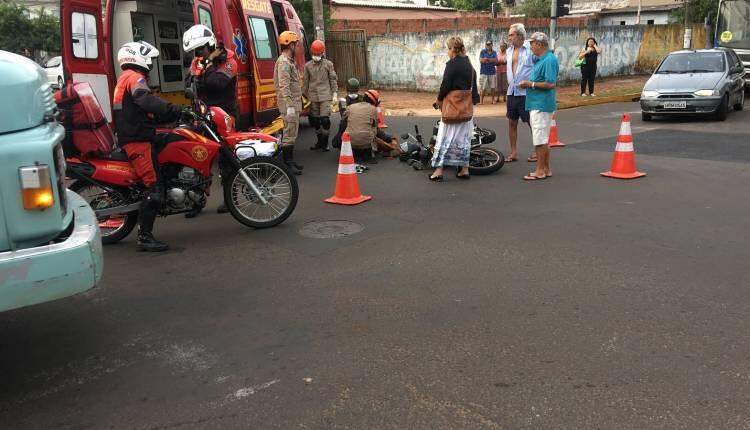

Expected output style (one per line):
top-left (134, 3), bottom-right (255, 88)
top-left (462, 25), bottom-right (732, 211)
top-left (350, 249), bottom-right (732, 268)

top-left (282, 145), bottom-right (303, 175)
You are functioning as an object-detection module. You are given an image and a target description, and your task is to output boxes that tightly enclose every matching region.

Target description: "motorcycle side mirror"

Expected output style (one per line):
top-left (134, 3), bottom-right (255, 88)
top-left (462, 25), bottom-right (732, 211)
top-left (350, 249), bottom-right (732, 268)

top-left (400, 133), bottom-right (410, 140)
top-left (184, 88), bottom-right (195, 100)
top-left (196, 100), bottom-right (208, 116)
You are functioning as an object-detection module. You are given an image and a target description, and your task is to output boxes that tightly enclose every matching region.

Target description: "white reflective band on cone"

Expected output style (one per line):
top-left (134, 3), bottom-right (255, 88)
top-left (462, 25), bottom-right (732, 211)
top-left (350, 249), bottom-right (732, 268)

top-left (340, 142), bottom-right (353, 156)
top-left (619, 121), bottom-right (632, 136)
top-left (338, 163), bottom-right (357, 175)
top-left (615, 141), bottom-right (634, 152)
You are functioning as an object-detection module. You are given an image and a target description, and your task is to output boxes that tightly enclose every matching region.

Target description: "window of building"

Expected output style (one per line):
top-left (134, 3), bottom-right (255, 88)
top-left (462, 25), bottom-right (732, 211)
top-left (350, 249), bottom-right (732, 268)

top-left (248, 17), bottom-right (278, 60)
top-left (647, 19), bottom-right (655, 25)
top-left (620, 20), bottom-right (626, 25)
top-left (71, 12), bottom-right (98, 59)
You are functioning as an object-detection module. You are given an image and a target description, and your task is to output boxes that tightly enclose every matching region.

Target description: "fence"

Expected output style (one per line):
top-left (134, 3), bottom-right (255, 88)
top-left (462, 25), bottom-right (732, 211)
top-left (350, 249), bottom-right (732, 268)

top-left (326, 30), bottom-right (369, 87)
top-left (363, 23), bottom-right (707, 91)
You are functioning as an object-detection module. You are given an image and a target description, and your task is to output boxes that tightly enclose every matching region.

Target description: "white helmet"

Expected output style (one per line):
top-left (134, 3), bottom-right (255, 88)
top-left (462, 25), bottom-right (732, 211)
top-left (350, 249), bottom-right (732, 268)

top-left (183, 24), bottom-right (216, 53)
top-left (117, 41), bottom-right (159, 71)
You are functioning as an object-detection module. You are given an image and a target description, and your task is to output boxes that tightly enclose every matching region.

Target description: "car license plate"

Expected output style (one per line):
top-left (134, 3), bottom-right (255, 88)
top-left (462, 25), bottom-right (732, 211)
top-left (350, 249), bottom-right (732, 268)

top-left (663, 101), bottom-right (687, 109)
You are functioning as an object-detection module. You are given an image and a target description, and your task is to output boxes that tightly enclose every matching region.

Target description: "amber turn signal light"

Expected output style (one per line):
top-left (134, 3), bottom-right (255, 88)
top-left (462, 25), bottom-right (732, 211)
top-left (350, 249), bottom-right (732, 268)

top-left (19, 165), bottom-right (55, 210)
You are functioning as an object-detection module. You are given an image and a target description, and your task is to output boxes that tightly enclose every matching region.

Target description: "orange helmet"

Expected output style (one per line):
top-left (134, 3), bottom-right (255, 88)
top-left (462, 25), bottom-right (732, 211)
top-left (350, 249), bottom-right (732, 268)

top-left (278, 31), bottom-right (300, 47)
top-left (364, 89), bottom-right (381, 106)
top-left (311, 40), bottom-right (325, 55)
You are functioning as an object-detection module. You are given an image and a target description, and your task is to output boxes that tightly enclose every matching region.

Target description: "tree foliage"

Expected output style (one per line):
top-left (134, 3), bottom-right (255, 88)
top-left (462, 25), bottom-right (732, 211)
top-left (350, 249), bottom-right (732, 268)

top-left (0, 3), bottom-right (60, 55)
top-left (519, 0), bottom-right (551, 18)
top-left (443, 0), bottom-right (494, 11)
top-left (289, 0), bottom-right (332, 41)
top-left (672, 0), bottom-right (716, 24)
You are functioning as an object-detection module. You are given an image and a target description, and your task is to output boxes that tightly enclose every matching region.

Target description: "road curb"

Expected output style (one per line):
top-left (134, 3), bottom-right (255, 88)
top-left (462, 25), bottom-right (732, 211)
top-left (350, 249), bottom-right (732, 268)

top-left (558, 93), bottom-right (641, 110)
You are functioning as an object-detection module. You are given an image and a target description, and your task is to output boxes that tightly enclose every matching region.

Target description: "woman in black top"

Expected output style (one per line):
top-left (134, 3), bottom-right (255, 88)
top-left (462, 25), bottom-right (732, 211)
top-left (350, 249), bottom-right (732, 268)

top-left (429, 36), bottom-right (480, 181)
top-left (578, 37), bottom-right (602, 97)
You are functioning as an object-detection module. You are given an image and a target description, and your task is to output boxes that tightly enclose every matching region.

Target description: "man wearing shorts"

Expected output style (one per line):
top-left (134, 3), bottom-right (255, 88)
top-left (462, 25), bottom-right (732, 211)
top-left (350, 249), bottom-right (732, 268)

top-left (505, 23), bottom-right (535, 163)
top-left (479, 41), bottom-right (498, 104)
top-left (519, 32), bottom-right (559, 181)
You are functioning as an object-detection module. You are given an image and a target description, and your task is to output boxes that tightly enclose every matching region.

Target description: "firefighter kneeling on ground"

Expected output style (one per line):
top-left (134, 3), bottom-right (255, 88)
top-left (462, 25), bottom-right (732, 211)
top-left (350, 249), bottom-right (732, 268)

top-left (113, 41), bottom-right (182, 252)
top-left (183, 24), bottom-right (238, 215)
top-left (274, 31), bottom-right (304, 175)
top-left (303, 39), bottom-right (338, 152)
top-left (345, 89), bottom-right (401, 169)
top-left (333, 77), bottom-right (363, 149)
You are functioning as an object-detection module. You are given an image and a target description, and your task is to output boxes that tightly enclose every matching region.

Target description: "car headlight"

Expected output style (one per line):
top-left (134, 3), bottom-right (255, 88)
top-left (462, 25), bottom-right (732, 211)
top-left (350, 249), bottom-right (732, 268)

top-left (642, 90), bottom-right (659, 98)
top-left (693, 89), bottom-right (716, 97)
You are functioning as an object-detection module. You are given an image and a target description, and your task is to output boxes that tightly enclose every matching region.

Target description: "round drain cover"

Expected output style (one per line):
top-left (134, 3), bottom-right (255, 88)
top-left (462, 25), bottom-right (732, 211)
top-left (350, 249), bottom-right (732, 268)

top-left (299, 220), bottom-right (363, 239)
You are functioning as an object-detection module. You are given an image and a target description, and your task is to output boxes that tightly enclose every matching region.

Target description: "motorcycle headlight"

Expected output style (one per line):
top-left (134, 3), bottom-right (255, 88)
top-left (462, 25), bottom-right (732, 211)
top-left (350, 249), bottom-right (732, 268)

top-left (641, 90), bottom-right (659, 98)
top-left (693, 89), bottom-right (716, 97)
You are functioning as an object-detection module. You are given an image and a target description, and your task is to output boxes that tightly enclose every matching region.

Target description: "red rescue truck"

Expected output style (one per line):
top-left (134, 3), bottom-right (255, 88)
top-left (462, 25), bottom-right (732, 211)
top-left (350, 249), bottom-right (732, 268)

top-left (60, 0), bottom-right (308, 131)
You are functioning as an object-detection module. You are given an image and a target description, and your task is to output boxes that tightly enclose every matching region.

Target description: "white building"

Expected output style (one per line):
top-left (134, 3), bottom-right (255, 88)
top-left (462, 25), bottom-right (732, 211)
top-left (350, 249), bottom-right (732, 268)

top-left (569, 0), bottom-right (681, 25)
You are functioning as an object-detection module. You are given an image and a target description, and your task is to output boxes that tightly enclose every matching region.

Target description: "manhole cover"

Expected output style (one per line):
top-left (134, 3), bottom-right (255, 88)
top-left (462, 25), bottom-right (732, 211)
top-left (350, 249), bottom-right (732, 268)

top-left (299, 220), bottom-right (363, 239)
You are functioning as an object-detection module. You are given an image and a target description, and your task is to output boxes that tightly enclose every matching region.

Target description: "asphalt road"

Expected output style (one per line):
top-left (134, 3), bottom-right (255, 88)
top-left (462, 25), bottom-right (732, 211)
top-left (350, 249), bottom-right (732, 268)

top-left (2, 103), bottom-right (750, 429)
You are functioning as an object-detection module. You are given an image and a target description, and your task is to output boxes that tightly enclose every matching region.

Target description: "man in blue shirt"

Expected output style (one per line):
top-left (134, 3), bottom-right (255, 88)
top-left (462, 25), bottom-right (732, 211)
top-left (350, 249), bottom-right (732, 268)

top-left (505, 23), bottom-right (535, 163)
top-left (519, 31), bottom-right (559, 181)
top-left (479, 41), bottom-right (498, 104)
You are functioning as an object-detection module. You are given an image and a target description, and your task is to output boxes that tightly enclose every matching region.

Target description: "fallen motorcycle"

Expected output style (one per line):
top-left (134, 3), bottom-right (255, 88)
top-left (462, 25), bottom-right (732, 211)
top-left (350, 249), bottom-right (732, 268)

top-left (399, 121), bottom-right (505, 175)
top-left (64, 94), bottom-right (298, 244)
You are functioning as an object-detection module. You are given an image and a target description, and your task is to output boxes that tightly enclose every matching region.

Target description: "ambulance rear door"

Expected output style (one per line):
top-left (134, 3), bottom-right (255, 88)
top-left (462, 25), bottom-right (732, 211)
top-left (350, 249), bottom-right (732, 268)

top-left (61, 0), bottom-right (115, 122)
top-left (234, 0), bottom-right (281, 126)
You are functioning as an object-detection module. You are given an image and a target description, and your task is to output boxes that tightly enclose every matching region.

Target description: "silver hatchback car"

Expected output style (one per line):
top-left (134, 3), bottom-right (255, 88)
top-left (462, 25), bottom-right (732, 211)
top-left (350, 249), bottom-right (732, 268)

top-left (640, 48), bottom-right (745, 121)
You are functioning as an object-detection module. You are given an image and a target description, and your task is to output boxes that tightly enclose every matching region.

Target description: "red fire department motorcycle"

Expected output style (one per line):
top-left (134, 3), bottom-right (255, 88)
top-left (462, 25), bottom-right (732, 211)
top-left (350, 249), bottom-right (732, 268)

top-left (65, 94), bottom-right (298, 245)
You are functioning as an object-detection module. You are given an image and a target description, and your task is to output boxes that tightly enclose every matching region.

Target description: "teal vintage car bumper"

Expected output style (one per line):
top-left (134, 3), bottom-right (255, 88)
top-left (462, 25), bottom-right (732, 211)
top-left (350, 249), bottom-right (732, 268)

top-left (0, 190), bottom-right (103, 312)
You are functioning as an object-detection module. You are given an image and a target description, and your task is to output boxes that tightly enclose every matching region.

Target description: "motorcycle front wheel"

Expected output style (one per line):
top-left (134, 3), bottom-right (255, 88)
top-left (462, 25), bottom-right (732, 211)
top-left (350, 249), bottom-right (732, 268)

top-left (468, 146), bottom-right (504, 176)
top-left (69, 181), bottom-right (139, 244)
top-left (223, 156), bottom-right (298, 229)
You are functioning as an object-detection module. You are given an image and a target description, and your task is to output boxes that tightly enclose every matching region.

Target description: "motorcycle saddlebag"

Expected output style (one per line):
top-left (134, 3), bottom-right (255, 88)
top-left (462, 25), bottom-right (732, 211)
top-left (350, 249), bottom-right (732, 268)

top-left (55, 82), bottom-right (116, 157)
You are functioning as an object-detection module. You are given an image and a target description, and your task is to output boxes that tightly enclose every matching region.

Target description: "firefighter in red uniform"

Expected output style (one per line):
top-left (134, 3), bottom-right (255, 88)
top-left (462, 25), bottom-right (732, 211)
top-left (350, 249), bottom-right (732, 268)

top-left (183, 24), bottom-right (238, 118)
top-left (113, 41), bottom-right (182, 252)
top-left (183, 24), bottom-right (238, 214)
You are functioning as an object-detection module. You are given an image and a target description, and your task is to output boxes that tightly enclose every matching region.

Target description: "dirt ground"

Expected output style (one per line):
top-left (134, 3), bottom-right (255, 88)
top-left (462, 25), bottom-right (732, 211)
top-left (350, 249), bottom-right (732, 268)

top-left (378, 75), bottom-right (649, 117)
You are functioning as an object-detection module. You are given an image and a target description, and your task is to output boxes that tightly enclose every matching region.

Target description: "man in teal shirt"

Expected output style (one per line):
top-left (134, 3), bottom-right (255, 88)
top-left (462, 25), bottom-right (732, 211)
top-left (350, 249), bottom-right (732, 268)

top-left (519, 32), bottom-right (559, 181)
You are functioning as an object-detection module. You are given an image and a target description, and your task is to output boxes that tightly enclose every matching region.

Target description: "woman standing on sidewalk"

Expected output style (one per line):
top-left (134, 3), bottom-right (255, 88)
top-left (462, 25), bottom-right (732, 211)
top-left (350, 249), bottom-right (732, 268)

top-left (495, 42), bottom-right (508, 103)
top-left (579, 37), bottom-right (602, 97)
top-left (429, 36), bottom-right (479, 182)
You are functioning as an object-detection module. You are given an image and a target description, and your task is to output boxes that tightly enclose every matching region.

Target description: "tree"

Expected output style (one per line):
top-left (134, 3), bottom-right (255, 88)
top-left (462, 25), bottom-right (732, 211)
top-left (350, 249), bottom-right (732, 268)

top-left (444, 0), bottom-right (494, 11)
top-left (519, 0), bottom-right (551, 17)
top-left (0, 3), bottom-right (60, 55)
top-left (0, 3), bottom-right (33, 53)
top-left (672, 0), bottom-right (716, 24)
top-left (289, 0), bottom-right (331, 40)
top-left (31, 8), bottom-right (60, 53)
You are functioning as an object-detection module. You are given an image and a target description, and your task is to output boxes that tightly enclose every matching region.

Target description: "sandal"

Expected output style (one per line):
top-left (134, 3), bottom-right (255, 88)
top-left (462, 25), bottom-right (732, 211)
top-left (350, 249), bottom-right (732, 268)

top-left (523, 173), bottom-right (547, 181)
top-left (504, 156), bottom-right (518, 163)
top-left (527, 156), bottom-right (538, 162)
top-left (456, 172), bottom-right (470, 180)
top-left (428, 174), bottom-right (443, 182)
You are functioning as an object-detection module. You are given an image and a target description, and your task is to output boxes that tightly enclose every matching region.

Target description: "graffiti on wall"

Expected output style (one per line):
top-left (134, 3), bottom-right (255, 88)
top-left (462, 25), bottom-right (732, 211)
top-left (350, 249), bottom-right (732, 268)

top-left (368, 26), bottom-right (647, 91)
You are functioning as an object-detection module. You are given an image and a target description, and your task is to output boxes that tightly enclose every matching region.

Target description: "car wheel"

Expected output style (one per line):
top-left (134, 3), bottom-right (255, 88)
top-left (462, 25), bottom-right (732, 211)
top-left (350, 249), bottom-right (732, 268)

top-left (641, 112), bottom-right (652, 122)
top-left (57, 76), bottom-right (63, 89)
top-left (715, 95), bottom-right (729, 121)
top-left (733, 90), bottom-right (744, 111)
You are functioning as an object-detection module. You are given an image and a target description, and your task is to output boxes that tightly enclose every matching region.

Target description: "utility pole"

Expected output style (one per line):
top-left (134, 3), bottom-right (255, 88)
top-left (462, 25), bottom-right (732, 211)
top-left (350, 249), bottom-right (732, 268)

top-left (683, 0), bottom-right (692, 48)
top-left (313, 0), bottom-right (325, 42)
top-left (550, 0), bottom-right (557, 51)
top-left (636, 0), bottom-right (642, 24)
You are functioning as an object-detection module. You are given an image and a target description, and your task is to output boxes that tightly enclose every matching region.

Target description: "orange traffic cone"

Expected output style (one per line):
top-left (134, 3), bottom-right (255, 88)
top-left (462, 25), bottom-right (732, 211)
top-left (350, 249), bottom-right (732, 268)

top-left (325, 132), bottom-right (372, 205)
top-left (376, 106), bottom-right (387, 128)
top-left (601, 114), bottom-right (646, 179)
top-left (547, 112), bottom-right (565, 148)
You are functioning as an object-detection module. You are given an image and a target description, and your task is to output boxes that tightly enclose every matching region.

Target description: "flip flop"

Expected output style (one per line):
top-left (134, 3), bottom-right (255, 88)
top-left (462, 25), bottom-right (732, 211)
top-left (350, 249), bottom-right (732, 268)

top-left (523, 173), bottom-right (547, 181)
top-left (527, 157), bottom-right (538, 162)
top-left (504, 157), bottom-right (518, 163)
top-left (428, 174), bottom-right (443, 182)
